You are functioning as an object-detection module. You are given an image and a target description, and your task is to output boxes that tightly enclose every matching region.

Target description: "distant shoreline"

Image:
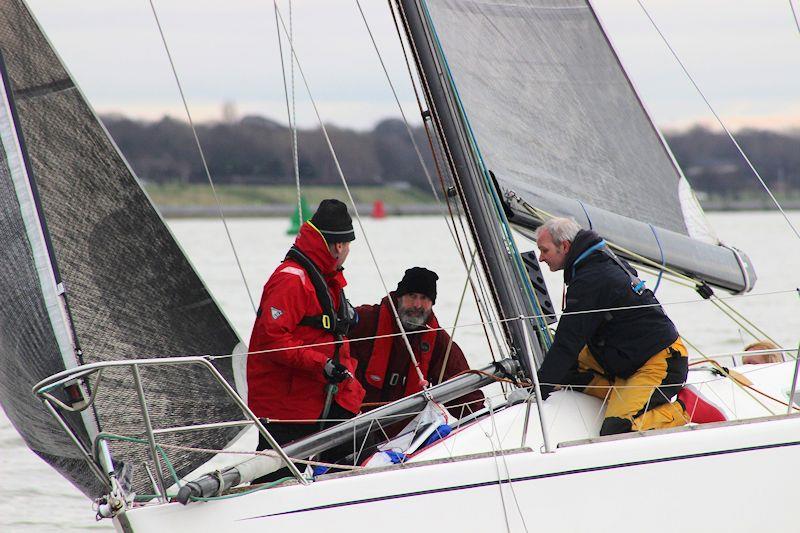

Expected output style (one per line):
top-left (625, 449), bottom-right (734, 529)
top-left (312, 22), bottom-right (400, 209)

top-left (144, 182), bottom-right (800, 218)
top-left (156, 201), bottom-right (800, 218)
top-left (157, 203), bottom-right (444, 218)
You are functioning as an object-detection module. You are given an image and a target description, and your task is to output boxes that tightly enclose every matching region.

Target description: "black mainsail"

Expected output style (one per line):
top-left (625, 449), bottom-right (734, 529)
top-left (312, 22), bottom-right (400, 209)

top-left (402, 0), bottom-right (754, 294)
top-left (0, 0), bottom-right (243, 498)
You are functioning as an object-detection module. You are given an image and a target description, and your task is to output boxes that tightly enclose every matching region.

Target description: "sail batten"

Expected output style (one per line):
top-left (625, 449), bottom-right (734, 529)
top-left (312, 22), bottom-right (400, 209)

top-left (417, 0), bottom-right (753, 292)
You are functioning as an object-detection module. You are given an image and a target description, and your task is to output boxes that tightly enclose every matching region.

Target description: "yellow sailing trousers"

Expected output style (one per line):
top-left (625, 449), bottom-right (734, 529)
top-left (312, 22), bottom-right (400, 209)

top-left (576, 338), bottom-right (690, 435)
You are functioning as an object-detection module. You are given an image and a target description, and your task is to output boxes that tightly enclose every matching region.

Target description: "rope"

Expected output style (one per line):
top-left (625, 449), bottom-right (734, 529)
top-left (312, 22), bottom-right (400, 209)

top-left (692, 359), bottom-right (799, 412)
top-left (483, 401), bottom-right (512, 533)
top-left (577, 199), bottom-right (593, 229)
top-left (419, 0), bottom-right (550, 364)
top-left (519, 199), bottom-right (782, 348)
top-left (271, 2), bottom-right (427, 389)
top-left (666, 336), bottom-right (774, 413)
top-left (357, 0), bottom-right (501, 384)
top-left (488, 400), bottom-right (530, 533)
top-left (387, 0), bottom-right (508, 362)
top-left (355, 0), bottom-right (447, 218)
top-left (273, 0), bottom-right (303, 226)
top-left (635, 0), bottom-right (800, 244)
top-left (44, 285), bottom-right (786, 366)
top-left (371, 0), bottom-right (507, 361)
top-left (146, 0), bottom-right (256, 313)
top-left (710, 296), bottom-right (780, 345)
top-left (438, 249), bottom-right (478, 384)
top-left (648, 223), bottom-right (665, 293)
top-left (98, 286), bottom-right (788, 362)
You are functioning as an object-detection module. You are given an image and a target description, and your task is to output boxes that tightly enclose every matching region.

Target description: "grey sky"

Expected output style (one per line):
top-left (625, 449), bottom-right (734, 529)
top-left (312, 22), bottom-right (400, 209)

top-left (26, 0), bottom-right (800, 131)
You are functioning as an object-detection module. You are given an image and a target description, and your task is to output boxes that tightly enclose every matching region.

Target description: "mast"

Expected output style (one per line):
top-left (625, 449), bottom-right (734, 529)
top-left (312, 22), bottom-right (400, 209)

top-left (394, 0), bottom-right (546, 378)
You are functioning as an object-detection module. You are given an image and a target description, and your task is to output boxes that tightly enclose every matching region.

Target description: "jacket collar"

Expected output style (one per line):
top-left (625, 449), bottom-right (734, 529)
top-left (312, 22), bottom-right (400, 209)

top-left (563, 229), bottom-right (604, 284)
top-left (293, 222), bottom-right (338, 277)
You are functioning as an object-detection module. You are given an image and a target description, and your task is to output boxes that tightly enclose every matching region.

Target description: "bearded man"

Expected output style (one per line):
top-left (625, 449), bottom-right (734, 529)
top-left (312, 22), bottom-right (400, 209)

top-left (349, 267), bottom-right (484, 417)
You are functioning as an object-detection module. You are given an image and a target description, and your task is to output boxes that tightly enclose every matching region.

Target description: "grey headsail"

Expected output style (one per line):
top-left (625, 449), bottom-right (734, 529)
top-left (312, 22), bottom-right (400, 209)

top-left (0, 0), bottom-right (243, 498)
top-left (415, 0), bottom-right (754, 293)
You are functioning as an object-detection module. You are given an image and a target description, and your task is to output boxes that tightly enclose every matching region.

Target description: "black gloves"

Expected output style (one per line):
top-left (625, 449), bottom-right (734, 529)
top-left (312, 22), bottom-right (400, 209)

top-left (323, 359), bottom-right (350, 383)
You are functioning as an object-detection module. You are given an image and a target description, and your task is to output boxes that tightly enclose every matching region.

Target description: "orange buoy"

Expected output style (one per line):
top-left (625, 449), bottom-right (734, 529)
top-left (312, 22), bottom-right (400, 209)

top-left (371, 199), bottom-right (386, 219)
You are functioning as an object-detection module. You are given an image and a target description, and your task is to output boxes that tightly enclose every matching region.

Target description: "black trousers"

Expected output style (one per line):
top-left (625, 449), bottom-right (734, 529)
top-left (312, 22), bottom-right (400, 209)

top-left (254, 402), bottom-right (358, 483)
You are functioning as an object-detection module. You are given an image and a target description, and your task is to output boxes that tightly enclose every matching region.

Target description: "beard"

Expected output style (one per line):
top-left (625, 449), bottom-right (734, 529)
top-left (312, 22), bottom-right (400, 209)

top-left (398, 305), bottom-right (431, 330)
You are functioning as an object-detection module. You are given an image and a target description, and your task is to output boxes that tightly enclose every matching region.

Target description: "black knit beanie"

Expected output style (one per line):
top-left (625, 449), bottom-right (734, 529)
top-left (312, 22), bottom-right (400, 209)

top-left (396, 267), bottom-right (438, 303)
top-left (310, 199), bottom-right (355, 243)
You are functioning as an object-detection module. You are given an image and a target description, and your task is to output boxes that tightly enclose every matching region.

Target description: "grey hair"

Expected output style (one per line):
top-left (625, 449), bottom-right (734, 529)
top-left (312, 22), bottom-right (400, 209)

top-left (534, 217), bottom-right (581, 245)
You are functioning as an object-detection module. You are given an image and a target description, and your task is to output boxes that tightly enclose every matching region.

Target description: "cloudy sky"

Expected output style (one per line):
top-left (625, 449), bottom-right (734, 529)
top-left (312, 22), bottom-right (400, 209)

top-left (25, 0), bottom-right (800, 131)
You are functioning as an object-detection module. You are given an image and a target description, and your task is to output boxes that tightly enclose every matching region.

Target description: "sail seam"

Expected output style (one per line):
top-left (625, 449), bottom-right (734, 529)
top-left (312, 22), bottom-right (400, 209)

top-left (14, 78), bottom-right (74, 100)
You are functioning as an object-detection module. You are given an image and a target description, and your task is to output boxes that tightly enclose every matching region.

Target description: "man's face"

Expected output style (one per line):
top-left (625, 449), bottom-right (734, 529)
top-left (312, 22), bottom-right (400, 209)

top-left (331, 241), bottom-right (351, 269)
top-left (536, 228), bottom-right (571, 271)
top-left (398, 292), bottom-right (433, 329)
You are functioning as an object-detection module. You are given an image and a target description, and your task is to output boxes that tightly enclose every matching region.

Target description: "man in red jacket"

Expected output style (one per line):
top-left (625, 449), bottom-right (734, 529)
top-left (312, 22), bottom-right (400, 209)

top-left (248, 199), bottom-right (365, 475)
top-left (349, 267), bottom-right (485, 418)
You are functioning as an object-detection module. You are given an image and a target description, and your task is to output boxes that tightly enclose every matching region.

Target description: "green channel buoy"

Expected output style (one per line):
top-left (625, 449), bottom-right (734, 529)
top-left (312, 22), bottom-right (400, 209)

top-left (287, 196), bottom-right (311, 235)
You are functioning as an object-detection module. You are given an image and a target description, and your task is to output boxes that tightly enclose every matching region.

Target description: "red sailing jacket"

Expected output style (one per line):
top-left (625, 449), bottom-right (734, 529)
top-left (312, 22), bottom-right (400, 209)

top-left (349, 294), bottom-right (485, 416)
top-left (247, 223), bottom-right (365, 420)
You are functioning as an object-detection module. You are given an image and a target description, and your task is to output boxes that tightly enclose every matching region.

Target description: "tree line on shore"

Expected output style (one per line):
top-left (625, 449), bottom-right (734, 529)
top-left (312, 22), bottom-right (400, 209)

top-left (102, 114), bottom-right (800, 198)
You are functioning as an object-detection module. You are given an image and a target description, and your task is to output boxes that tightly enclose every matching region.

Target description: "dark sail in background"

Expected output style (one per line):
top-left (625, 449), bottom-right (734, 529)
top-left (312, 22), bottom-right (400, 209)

top-left (0, 0), bottom-right (243, 498)
top-left (419, 0), bottom-right (754, 293)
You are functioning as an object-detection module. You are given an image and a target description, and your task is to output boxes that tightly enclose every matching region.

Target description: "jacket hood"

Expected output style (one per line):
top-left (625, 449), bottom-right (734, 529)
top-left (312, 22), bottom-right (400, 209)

top-left (293, 222), bottom-right (338, 276)
top-left (563, 229), bottom-right (604, 284)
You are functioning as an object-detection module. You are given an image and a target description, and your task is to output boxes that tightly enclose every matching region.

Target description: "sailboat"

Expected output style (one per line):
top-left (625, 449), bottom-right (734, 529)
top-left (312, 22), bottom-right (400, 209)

top-left (1, 0), bottom-right (798, 531)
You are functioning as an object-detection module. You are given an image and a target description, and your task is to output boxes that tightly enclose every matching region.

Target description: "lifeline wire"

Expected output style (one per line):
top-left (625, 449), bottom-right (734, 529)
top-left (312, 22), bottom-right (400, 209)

top-left (636, 0), bottom-right (800, 243)
top-left (147, 0), bottom-right (256, 312)
top-left (199, 287), bottom-right (799, 362)
top-left (271, 2), bottom-right (427, 388)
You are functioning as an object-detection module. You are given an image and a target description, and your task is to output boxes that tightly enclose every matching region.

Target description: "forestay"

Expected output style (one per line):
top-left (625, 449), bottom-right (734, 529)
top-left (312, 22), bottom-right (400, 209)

top-left (419, 0), bottom-right (754, 292)
top-left (0, 0), bottom-right (243, 498)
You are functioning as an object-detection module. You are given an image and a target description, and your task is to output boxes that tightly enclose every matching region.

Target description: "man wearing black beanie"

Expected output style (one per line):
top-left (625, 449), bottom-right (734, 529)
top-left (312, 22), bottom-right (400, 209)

top-left (247, 199), bottom-right (364, 479)
top-left (349, 267), bottom-right (485, 417)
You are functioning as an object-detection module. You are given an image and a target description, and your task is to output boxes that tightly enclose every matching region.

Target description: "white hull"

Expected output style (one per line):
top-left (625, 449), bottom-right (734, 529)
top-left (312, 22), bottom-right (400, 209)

top-left (115, 365), bottom-right (800, 532)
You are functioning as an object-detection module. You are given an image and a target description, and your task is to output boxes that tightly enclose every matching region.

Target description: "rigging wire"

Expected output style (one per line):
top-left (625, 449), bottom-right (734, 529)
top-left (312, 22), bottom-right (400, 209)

top-left (196, 286), bottom-right (799, 362)
top-left (487, 407), bottom-right (531, 533)
top-left (636, 0), bottom-right (800, 244)
top-left (273, 0), bottom-right (303, 224)
top-left (416, 1), bottom-right (550, 370)
top-left (439, 249), bottom-right (478, 385)
top-left (384, 0), bottom-right (508, 362)
top-left (271, 2), bottom-right (427, 388)
top-left (482, 402), bottom-right (513, 533)
top-left (518, 199), bottom-right (782, 347)
top-left (355, 0), bottom-right (499, 367)
top-left (146, 0), bottom-right (256, 312)
top-left (387, 0), bottom-right (511, 356)
top-left (791, 0), bottom-right (800, 36)
top-left (680, 337), bottom-right (777, 414)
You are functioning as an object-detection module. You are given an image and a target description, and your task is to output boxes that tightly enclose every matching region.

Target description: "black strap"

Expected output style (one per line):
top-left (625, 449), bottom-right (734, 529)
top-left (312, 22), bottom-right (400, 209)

top-left (300, 315), bottom-right (332, 330)
top-left (601, 247), bottom-right (646, 296)
top-left (285, 247), bottom-right (337, 334)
